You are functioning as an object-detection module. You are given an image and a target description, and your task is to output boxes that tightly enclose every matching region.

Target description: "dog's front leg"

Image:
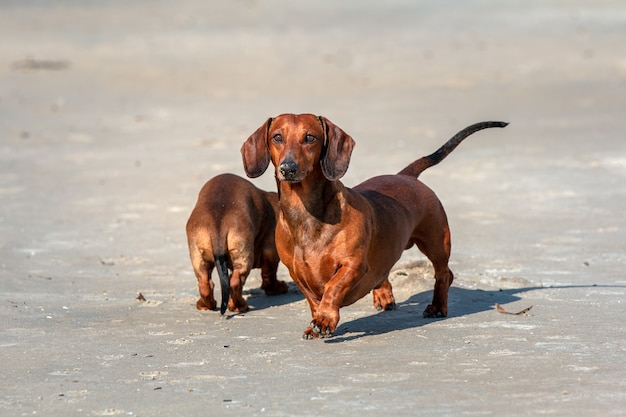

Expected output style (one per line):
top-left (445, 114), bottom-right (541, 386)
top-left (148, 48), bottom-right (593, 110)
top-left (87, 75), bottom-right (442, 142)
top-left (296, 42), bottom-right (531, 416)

top-left (302, 265), bottom-right (363, 340)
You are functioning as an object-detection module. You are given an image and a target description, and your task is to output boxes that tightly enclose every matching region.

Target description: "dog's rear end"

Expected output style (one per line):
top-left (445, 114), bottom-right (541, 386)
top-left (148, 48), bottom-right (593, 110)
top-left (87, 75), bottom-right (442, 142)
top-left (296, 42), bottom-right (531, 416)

top-left (186, 173), bottom-right (287, 314)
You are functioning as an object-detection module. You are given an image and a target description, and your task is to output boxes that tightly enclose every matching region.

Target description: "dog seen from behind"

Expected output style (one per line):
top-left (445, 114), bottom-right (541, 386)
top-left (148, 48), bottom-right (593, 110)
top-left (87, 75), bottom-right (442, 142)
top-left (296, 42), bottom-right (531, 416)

top-left (241, 114), bottom-right (507, 339)
top-left (186, 173), bottom-right (288, 314)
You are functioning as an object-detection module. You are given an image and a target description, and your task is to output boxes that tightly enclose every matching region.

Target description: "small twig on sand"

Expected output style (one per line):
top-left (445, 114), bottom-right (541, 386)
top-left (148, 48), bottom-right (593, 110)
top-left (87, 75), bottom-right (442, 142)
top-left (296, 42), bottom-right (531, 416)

top-left (495, 303), bottom-right (532, 315)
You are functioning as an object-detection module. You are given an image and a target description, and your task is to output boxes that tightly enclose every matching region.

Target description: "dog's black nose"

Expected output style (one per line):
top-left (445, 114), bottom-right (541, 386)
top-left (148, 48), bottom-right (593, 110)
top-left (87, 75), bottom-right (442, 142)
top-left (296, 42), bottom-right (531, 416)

top-left (279, 160), bottom-right (298, 180)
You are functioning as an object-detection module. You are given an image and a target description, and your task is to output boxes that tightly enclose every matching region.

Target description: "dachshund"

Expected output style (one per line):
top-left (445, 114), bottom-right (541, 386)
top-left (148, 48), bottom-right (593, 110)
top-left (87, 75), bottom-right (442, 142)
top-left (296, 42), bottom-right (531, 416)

top-left (241, 115), bottom-right (507, 338)
top-left (186, 173), bottom-right (288, 314)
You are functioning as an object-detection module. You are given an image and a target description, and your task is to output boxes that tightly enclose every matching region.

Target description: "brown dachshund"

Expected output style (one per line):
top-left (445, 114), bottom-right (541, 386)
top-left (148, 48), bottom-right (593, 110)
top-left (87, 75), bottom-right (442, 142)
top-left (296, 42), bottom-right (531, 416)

top-left (186, 173), bottom-right (288, 314)
top-left (241, 114), bottom-right (507, 338)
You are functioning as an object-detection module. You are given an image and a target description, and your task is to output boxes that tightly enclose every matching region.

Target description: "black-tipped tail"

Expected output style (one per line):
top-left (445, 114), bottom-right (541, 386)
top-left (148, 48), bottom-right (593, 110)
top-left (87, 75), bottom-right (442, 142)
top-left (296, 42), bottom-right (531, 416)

top-left (398, 121), bottom-right (509, 177)
top-left (214, 254), bottom-right (230, 315)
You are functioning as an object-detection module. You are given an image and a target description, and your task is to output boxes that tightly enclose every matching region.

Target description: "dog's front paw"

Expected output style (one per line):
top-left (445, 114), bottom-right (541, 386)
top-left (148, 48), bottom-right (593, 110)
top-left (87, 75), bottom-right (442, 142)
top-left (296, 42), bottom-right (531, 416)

top-left (302, 326), bottom-right (320, 340)
top-left (423, 304), bottom-right (447, 318)
top-left (372, 279), bottom-right (396, 311)
top-left (377, 302), bottom-right (396, 311)
top-left (302, 321), bottom-right (333, 340)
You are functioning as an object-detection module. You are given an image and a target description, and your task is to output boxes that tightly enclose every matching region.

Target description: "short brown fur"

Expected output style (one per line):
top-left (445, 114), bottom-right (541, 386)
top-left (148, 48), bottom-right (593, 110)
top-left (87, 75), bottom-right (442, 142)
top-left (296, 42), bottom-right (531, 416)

top-left (241, 114), bottom-right (507, 338)
top-left (186, 173), bottom-right (288, 314)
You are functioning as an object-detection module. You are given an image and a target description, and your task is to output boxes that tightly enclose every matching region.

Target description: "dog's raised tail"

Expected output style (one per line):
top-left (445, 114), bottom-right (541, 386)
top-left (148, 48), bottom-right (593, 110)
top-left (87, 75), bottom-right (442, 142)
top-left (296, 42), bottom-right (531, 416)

top-left (398, 121), bottom-right (508, 178)
top-left (214, 254), bottom-right (230, 315)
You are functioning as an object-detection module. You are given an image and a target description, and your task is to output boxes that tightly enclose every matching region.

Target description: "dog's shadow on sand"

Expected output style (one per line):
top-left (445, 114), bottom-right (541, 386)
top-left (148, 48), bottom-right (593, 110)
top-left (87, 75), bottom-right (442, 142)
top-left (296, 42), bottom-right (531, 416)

top-left (325, 286), bottom-right (537, 343)
top-left (241, 275), bottom-right (621, 343)
top-left (325, 283), bottom-right (619, 343)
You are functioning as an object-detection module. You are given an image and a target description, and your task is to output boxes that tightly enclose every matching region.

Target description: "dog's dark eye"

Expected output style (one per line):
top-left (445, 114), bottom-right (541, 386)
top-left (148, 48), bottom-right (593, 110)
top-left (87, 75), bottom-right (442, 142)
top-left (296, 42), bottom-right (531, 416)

top-left (304, 134), bottom-right (317, 144)
top-left (271, 134), bottom-right (283, 144)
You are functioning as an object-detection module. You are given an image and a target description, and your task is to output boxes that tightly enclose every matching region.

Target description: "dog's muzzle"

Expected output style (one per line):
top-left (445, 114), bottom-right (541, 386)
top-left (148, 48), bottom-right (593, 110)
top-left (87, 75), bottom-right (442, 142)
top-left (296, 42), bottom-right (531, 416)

top-left (279, 160), bottom-right (298, 182)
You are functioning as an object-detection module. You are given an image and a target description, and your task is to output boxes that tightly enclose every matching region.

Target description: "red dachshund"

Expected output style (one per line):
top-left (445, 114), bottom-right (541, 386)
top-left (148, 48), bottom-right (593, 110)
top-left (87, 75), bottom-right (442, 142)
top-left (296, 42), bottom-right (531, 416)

top-left (241, 114), bottom-right (507, 338)
top-left (186, 173), bottom-right (288, 314)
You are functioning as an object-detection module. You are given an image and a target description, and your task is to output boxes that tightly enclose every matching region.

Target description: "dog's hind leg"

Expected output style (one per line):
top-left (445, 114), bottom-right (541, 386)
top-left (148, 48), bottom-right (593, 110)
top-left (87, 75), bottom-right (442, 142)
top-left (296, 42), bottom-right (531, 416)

top-left (260, 251), bottom-right (288, 296)
top-left (227, 265), bottom-right (250, 313)
top-left (424, 263), bottom-right (454, 318)
top-left (193, 256), bottom-right (217, 311)
top-left (414, 224), bottom-right (454, 318)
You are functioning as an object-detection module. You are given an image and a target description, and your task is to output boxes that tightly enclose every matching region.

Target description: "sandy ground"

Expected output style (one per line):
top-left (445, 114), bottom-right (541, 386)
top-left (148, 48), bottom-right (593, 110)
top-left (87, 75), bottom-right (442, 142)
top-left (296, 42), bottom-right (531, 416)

top-left (1, 1), bottom-right (625, 416)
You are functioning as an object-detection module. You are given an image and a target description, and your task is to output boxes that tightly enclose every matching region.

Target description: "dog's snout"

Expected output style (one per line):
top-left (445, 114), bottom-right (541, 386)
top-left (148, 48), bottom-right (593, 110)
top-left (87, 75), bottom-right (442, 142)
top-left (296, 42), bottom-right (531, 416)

top-left (279, 160), bottom-right (298, 180)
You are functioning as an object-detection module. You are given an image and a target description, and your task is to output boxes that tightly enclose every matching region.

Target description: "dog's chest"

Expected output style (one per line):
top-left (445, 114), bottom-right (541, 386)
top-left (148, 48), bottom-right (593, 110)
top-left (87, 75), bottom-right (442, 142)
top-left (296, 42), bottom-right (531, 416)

top-left (290, 244), bottom-right (336, 293)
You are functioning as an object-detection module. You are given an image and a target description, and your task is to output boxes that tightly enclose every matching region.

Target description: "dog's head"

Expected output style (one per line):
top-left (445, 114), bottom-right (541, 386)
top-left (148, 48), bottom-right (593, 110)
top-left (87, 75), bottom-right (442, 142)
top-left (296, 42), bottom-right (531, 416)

top-left (241, 114), bottom-right (355, 183)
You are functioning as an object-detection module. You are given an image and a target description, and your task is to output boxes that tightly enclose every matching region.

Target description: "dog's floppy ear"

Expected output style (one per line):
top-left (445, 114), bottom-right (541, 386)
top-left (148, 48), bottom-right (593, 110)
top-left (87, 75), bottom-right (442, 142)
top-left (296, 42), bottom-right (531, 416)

top-left (319, 116), bottom-right (355, 181)
top-left (241, 118), bottom-right (272, 178)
